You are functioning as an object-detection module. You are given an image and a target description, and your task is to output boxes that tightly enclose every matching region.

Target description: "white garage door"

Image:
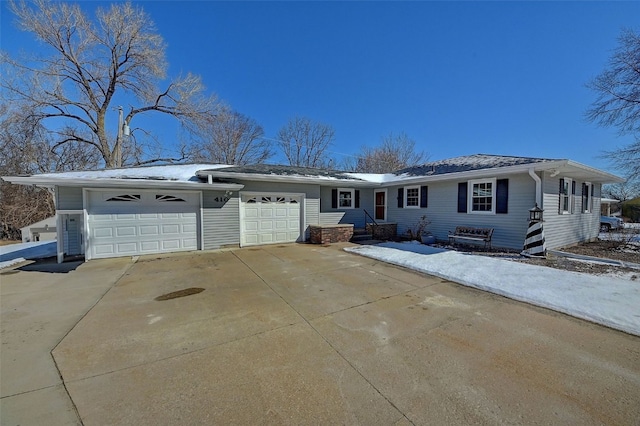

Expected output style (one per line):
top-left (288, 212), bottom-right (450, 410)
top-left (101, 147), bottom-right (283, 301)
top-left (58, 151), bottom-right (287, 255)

top-left (87, 191), bottom-right (199, 259)
top-left (241, 194), bottom-right (302, 247)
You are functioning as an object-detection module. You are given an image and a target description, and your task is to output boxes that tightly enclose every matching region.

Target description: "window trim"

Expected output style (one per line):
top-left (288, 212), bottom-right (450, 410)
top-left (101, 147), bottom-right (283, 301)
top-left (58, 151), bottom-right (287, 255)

top-left (560, 177), bottom-right (573, 214)
top-left (404, 185), bottom-right (420, 209)
top-left (467, 178), bottom-right (496, 215)
top-left (337, 188), bottom-right (355, 209)
top-left (583, 182), bottom-right (593, 213)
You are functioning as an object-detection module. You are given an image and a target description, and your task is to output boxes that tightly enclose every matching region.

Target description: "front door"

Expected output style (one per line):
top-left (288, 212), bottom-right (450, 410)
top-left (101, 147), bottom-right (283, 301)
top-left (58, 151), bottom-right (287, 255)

top-left (375, 190), bottom-right (386, 221)
top-left (64, 214), bottom-right (83, 256)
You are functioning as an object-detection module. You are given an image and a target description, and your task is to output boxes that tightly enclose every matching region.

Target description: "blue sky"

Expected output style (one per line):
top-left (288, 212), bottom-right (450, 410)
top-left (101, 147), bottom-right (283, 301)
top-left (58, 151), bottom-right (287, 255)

top-left (2, 1), bottom-right (639, 174)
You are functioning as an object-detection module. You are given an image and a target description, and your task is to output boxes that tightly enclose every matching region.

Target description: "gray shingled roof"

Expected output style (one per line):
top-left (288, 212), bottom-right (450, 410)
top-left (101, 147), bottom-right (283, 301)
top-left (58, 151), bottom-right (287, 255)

top-left (394, 154), bottom-right (561, 176)
top-left (198, 164), bottom-right (367, 181)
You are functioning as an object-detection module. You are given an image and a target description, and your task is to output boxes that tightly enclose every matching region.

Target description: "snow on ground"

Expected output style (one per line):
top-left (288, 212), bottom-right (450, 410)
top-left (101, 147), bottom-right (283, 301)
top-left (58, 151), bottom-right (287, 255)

top-left (345, 242), bottom-right (640, 337)
top-left (0, 240), bottom-right (57, 269)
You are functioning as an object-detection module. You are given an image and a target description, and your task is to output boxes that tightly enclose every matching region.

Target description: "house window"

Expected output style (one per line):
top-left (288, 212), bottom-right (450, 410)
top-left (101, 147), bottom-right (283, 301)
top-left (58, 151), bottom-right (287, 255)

top-left (468, 179), bottom-right (496, 213)
top-left (405, 186), bottom-right (420, 208)
top-left (559, 178), bottom-right (573, 214)
top-left (338, 188), bottom-right (355, 209)
top-left (582, 182), bottom-right (593, 213)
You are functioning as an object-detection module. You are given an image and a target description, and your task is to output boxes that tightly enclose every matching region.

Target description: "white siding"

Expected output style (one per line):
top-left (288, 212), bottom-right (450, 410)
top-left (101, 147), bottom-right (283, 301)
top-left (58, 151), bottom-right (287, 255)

top-left (541, 173), bottom-right (601, 250)
top-left (386, 173), bottom-right (536, 250)
top-left (202, 191), bottom-right (240, 249)
top-left (57, 186), bottom-right (83, 210)
top-left (319, 212), bottom-right (346, 225)
top-left (319, 186), bottom-right (374, 228)
top-left (304, 198), bottom-right (320, 239)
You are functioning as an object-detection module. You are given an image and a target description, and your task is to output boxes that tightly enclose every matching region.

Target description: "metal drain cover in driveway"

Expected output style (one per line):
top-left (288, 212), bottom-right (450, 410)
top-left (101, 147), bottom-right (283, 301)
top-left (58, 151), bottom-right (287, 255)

top-left (155, 287), bottom-right (205, 301)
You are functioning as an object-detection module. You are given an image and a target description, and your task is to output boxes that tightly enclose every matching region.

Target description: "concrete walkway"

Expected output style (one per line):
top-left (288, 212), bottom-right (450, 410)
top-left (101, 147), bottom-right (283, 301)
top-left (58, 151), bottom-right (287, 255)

top-left (1, 257), bottom-right (134, 425)
top-left (2, 243), bottom-right (639, 425)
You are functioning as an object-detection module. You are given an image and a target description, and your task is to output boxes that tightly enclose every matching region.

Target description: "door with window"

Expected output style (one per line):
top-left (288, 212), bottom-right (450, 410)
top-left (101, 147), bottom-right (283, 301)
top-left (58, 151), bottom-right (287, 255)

top-left (375, 190), bottom-right (386, 221)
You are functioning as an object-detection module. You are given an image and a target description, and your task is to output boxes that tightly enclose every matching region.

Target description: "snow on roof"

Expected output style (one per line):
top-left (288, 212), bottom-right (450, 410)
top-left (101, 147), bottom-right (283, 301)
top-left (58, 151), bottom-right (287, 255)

top-left (36, 164), bottom-right (230, 182)
top-left (394, 154), bottom-right (560, 177)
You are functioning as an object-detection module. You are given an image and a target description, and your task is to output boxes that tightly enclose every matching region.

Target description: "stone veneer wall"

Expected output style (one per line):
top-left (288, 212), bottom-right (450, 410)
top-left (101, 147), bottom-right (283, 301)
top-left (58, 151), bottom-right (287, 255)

top-left (365, 223), bottom-right (397, 240)
top-left (309, 225), bottom-right (354, 244)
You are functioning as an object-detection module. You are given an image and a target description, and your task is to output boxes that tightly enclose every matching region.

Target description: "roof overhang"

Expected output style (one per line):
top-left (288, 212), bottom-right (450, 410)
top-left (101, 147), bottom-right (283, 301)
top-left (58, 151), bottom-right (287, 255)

top-left (385, 160), bottom-right (625, 186)
top-left (534, 160), bottom-right (625, 184)
top-left (1, 176), bottom-right (245, 191)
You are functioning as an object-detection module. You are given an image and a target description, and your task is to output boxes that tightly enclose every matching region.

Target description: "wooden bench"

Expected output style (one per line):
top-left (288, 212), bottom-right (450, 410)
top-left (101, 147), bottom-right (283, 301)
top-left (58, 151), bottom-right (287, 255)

top-left (448, 226), bottom-right (494, 250)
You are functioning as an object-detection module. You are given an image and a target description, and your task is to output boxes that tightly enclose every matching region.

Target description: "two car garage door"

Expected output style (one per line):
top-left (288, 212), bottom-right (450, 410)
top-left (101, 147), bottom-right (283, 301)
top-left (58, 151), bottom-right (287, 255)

top-left (87, 191), bottom-right (199, 259)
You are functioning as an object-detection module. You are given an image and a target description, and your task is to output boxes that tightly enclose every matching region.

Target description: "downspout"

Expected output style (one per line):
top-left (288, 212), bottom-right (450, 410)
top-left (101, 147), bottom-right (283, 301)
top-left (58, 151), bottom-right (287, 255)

top-left (54, 185), bottom-right (64, 264)
top-left (528, 168), bottom-right (542, 206)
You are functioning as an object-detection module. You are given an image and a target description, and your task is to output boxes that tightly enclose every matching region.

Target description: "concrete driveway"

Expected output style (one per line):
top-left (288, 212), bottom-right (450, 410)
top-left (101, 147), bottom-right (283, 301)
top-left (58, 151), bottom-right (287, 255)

top-left (2, 243), bottom-right (640, 425)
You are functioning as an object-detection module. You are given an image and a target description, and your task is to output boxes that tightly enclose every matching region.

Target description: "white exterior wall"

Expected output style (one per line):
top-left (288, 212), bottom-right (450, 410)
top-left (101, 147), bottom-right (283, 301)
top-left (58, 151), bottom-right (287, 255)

top-left (541, 172), bottom-right (601, 250)
top-left (202, 191), bottom-right (240, 249)
top-left (56, 186), bottom-right (83, 210)
top-left (386, 173), bottom-right (536, 250)
top-left (319, 186), bottom-right (374, 228)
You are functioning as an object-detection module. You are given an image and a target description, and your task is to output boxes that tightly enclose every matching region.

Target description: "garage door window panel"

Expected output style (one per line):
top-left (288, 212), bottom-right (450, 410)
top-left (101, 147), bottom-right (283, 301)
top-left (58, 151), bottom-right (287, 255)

top-left (106, 194), bottom-right (141, 202)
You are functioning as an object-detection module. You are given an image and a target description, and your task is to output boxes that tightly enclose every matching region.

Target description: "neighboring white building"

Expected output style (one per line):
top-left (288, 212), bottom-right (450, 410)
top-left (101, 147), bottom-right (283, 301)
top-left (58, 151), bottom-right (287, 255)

top-left (600, 198), bottom-right (620, 217)
top-left (20, 216), bottom-right (57, 243)
top-left (2, 155), bottom-right (625, 263)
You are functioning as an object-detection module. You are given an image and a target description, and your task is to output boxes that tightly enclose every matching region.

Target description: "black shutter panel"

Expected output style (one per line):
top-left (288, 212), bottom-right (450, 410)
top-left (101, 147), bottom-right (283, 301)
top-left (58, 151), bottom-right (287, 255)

top-left (496, 179), bottom-right (509, 214)
top-left (331, 189), bottom-right (337, 209)
top-left (420, 186), bottom-right (428, 208)
top-left (571, 180), bottom-right (576, 213)
top-left (457, 182), bottom-right (467, 213)
top-left (397, 188), bottom-right (404, 208)
top-left (558, 178), bottom-right (564, 214)
top-left (582, 183), bottom-right (587, 213)
top-left (355, 190), bottom-right (360, 208)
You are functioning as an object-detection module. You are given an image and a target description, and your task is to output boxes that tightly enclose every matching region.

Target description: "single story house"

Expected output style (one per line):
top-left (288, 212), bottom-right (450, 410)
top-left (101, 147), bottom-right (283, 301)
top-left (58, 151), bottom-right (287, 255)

top-left (2, 154), bottom-right (623, 262)
top-left (20, 215), bottom-right (57, 242)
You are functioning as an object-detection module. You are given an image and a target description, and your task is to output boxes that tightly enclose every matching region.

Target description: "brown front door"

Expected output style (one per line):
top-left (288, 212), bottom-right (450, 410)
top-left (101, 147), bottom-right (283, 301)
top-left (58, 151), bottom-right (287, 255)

top-left (375, 191), bottom-right (386, 221)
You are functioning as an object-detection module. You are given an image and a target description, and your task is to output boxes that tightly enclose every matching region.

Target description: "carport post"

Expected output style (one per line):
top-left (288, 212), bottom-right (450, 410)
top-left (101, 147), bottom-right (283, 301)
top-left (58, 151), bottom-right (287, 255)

top-left (56, 214), bottom-right (64, 263)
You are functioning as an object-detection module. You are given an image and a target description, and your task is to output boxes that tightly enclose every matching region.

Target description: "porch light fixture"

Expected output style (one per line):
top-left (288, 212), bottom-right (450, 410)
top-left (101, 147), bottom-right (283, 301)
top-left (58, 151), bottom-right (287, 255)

top-left (529, 203), bottom-right (543, 222)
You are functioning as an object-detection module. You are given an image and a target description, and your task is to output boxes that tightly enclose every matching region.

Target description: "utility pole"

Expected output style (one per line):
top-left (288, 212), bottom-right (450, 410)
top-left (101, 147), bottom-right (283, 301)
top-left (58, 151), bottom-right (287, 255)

top-left (116, 106), bottom-right (123, 168)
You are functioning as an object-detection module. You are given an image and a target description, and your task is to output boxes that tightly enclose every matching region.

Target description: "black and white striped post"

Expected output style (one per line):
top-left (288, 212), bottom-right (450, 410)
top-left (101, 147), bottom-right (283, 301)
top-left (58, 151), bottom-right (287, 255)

top-left (522, 203), bottom-right (545, 257)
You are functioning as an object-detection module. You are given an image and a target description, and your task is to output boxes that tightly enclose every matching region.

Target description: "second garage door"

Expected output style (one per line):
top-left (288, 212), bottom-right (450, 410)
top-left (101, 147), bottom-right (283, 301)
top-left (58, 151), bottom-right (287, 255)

top-left (241, 194), bottom-right (302, 247)
top-left (87, 191), bottom-right (199, 259)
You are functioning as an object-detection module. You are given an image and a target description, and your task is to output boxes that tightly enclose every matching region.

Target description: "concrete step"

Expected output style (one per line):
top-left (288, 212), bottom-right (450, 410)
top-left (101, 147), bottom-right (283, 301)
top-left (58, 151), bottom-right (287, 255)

top-left (351, 228), bottom-right (373, 243)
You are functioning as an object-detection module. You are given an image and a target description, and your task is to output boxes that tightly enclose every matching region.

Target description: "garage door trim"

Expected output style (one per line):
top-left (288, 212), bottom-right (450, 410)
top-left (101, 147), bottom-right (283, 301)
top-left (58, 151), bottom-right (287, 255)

top-left (239, 191), bottom-right (305, 247)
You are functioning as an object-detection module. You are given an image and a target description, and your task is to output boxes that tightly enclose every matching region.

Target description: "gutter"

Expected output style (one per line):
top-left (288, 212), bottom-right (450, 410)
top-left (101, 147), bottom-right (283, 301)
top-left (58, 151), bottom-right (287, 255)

top-left (2, 176), bottom-right (244, 191)
top-left (528, 168), bottom-right (542, 206)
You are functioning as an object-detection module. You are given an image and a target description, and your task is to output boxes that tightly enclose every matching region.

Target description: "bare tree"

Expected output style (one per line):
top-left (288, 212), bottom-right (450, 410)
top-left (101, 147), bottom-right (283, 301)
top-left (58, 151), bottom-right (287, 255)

top-left (276, 116), bottom-right (335, 168)
top-left (586, 28), bottom-right (640, 180)
top-left (602, 181), bottom-right (640, 202)
top-left (0, 105), bottom-right (100, 239)
top-left (1, 0), bottom-right (220, 168)
top-left (350, 132), bottom-right (428, 173)
top-left (189, 108), bottom-right (272, 165)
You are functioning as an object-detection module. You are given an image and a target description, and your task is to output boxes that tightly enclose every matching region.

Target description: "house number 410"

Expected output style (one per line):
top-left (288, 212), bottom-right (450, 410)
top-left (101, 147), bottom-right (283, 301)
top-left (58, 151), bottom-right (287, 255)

top-left (213, 196), bottom-right (230, 203)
